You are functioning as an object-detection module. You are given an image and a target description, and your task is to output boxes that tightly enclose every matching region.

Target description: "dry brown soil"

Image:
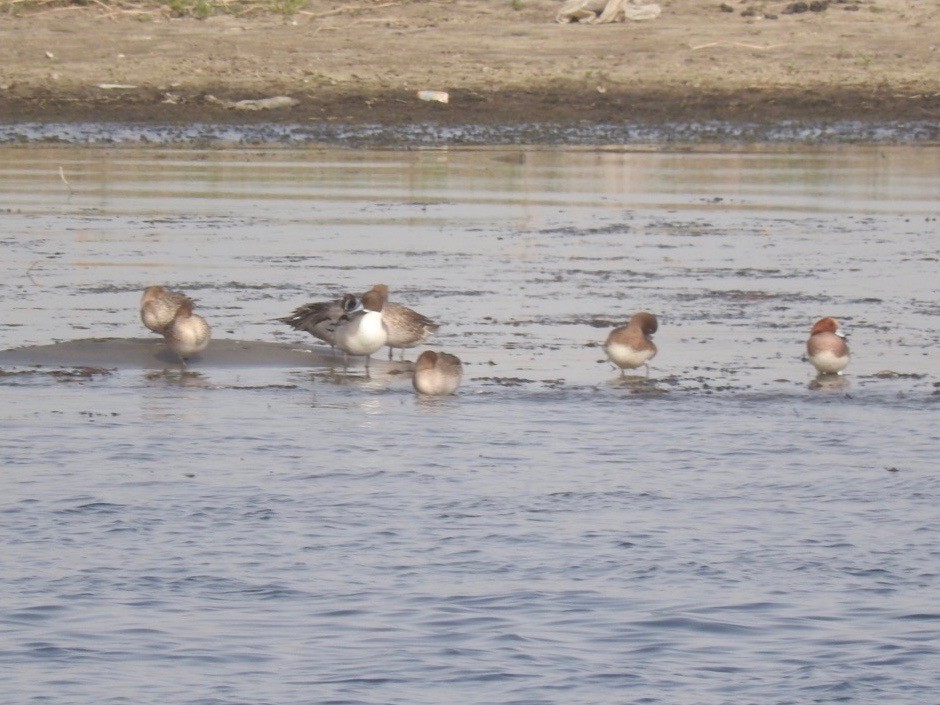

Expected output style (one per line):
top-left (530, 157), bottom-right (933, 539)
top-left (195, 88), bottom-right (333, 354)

top-left (0, 0), bottom-right (938, 126)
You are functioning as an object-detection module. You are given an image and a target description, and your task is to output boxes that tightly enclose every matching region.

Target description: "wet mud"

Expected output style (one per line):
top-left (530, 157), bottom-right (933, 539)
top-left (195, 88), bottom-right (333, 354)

top-left (0, 337), bottom-right (337, 369)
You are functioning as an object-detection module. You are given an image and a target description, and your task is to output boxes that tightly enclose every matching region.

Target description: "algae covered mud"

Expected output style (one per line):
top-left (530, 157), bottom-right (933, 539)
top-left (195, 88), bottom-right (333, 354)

top-left (2, 120), bottom-right (940, 146)
top-left (1, 145), bottom-right (939, 704)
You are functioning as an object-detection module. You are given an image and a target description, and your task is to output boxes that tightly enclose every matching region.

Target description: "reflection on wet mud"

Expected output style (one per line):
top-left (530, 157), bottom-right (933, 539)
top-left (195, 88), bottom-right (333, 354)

top-left (808, 374), bottom-right (851, 392)
top-left (307, 359), bottom-right (414, 392)
top-left (143, 368), bottom-right (215, 389)
top-left (606, 374), bottom-right (670, 396)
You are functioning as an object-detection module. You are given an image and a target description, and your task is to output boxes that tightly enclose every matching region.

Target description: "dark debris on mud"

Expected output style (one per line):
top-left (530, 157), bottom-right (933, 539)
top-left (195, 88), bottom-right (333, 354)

top-left (473, 376), bottom-right (539, 387)
top-left (0, 366), bottom-right (114, 381)
top-left (864, 370), bottom-right (926, 380)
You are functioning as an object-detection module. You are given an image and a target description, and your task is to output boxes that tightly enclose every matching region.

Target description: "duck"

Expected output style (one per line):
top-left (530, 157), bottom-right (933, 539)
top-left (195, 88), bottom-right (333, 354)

top-left (333, 284), bottom-right (389, 372)
top-left (163, 299), bottom-right (211, 363)
top-left (382, 301), bottom-right (440, 360)
top-left (140, 285), bottom-right (193, 335)
top-left (277, 293), bottom-right (359, 350)
top-left (412, 350), bottom-right (463, 395)
top-left (603, 311), bottom-right (658, 377)
top-left (806, 316), bottom-right (850, 375)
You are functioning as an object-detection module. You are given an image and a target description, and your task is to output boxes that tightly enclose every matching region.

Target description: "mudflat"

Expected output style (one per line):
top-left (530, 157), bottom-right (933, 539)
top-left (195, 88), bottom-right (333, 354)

top-left (0, 0), bottom-right (937, 126)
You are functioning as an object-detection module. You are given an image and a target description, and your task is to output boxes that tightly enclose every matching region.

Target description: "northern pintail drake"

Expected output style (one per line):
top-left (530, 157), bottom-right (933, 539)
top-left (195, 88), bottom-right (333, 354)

top-left (412, 350), bottom-right (463, 396)
top-left (163, 299), bottom-right (211, 363)
top-left (806, 316), bottom-right (849, 375)
top-left (603, 311), bottom-right (658, 377)
top-left (333, 284), bottom-right (389, 371)
top-left (277, 293), bottom-right (359, 350)
top-left (382, 301), bottom-right (440, 360)
top-left (140, 285), bottom-right (193, 335)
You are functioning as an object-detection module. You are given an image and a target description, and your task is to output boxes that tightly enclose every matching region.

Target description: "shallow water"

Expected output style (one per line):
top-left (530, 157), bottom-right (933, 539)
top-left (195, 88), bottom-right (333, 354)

top-left (1, 145), bottom-right (938, 705)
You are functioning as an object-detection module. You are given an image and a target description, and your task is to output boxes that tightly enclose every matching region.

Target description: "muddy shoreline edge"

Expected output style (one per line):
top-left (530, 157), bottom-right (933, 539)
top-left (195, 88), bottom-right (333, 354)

top-left (2, 1), bottom-right (938, 145)
top-left (2, 86), bottom-right (939, 146)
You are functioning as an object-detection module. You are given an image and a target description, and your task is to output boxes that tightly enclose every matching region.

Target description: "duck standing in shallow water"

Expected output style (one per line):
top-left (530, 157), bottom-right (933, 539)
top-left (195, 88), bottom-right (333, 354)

top-left (412, 350), bottom-right (463, 396)
top-left (806, 316), bottom-right (850, 375)
top-left (382, 301), bottom-right (440, 360)
top-left (603, 311), bottom-right (658, 377)
top-left (277, 293), bottom-right (359, 351)
top-left (333, 284), bottom-right (389, 372)
top-left (140, 285), bottom-right (193, 334)
top-left (163, 300), bottom-right (211, 364)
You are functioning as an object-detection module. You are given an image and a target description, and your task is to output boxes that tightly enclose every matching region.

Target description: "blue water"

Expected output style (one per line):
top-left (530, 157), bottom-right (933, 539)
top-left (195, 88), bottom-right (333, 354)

top-left (3, 382), bottom-right (938, 704)
top-left (1, 145), bottom-right (938, 704)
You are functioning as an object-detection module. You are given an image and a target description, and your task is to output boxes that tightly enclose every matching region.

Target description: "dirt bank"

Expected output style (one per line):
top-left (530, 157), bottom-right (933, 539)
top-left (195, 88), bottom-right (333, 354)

top-left (1, 0), bottom-right (938, 128)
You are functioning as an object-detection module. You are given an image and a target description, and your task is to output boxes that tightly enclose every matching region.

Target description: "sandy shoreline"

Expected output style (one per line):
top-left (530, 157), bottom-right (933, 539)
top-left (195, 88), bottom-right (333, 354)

top-left (1, 0), bottom-right (938, 139)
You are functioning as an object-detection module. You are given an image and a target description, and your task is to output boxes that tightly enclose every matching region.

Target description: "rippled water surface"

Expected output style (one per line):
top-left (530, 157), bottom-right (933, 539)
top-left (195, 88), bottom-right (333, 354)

top-left (1, 145), bottom-right (938, 705)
